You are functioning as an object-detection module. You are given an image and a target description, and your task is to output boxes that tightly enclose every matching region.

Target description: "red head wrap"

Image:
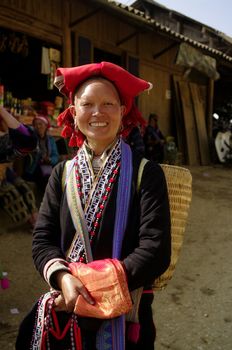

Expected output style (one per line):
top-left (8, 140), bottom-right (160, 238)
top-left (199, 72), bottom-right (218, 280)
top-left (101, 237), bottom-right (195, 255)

top-left (54, 61), bottom-right (153, 147)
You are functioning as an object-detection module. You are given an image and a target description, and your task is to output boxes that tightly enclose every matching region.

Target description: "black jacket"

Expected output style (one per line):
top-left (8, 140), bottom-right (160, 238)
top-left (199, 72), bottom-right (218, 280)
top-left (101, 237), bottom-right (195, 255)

top-left (32, 151), bottom-right (171, 291)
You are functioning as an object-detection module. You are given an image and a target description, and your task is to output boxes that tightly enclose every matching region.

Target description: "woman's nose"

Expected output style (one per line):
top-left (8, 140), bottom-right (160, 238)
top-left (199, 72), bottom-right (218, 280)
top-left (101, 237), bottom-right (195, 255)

top-left (92, 105), bottom-right (103, 115)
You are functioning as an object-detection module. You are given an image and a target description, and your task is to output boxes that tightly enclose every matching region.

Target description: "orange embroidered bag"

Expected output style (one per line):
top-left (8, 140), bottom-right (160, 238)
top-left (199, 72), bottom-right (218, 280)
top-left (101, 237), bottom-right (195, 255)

top-left (69, 258), bottom-right (132, 319)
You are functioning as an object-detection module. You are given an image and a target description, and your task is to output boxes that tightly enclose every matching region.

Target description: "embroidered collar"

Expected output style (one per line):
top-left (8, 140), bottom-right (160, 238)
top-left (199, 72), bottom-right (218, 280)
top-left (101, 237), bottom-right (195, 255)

top-left (83, 138), bottom-right (119, 163)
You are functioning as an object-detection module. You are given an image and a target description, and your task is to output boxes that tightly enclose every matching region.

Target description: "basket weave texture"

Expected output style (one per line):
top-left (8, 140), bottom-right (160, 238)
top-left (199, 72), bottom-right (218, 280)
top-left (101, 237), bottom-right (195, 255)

top-left (153, 164), bottom-right (192, 291)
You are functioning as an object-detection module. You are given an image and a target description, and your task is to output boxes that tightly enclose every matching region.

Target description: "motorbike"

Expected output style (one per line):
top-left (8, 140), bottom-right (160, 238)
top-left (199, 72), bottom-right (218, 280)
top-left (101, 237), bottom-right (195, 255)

top-left (213, 112), bottom-right (232, 164)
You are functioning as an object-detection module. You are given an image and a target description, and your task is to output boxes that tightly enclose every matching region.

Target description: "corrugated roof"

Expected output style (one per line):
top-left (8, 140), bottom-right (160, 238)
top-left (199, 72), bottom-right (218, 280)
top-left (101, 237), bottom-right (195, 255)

top-left (106, 0), bottom-right (232, 63)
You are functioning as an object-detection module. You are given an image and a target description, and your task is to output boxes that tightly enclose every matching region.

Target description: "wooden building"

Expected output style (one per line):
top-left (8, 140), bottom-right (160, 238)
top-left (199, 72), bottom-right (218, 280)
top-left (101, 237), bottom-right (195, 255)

top-left (0, 0), bottom-right (232, 165)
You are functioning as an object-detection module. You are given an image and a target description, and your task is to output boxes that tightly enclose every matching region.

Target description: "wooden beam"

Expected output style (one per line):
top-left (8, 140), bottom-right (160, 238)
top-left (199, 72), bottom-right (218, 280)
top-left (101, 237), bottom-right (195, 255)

top-left (207, 79), bottom-right (214, 139)
top-left (116, 31), bottom-right (139, 46)
top-left (189, 83), bottom-right (210, 165)
top-left (0, 6), bottom-right (62, 45)
top-left (69, 9), bottom-right (101, 28)
top-left (178, 80), bottom-right (201, 165)
top-left (153, 42), bottom-right (178, 60)
top-left (62, 0), bottom-right (72, 67)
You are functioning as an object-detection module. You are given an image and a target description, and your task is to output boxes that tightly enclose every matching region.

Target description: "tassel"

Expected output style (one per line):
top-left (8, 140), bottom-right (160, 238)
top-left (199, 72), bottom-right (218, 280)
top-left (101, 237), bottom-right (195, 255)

top-left (41, 330), bottom-right (47, 350)
top-left (57, 107), bottom-right (86, 148)
top-left (69, 131), bottom-right (78, 147)
top-left (73, 320), bottom-right (82, 350)
top-left (127, 322), bottom-right (140, 344)
top-left (57, 108), bottom-right (74, 127)
top-left (61, 124), bottom-right (73, 138)
top-left (75, 130), bottom-right (85, 148)
top-left (68, 130), bottom-right (85, 148)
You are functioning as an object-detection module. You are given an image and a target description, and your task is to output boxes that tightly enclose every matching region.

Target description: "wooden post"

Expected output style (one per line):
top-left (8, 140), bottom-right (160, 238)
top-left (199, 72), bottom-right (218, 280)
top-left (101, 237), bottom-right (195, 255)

top-left (62, 0), bottom-right (72, 67)
top-left (207, 79), bottom-right (214, 139)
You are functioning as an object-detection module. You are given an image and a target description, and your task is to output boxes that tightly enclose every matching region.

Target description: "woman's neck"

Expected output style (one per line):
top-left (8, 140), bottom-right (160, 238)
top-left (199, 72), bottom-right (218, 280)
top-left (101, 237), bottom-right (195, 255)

top-left (87, 137), bottom-right (118, 156)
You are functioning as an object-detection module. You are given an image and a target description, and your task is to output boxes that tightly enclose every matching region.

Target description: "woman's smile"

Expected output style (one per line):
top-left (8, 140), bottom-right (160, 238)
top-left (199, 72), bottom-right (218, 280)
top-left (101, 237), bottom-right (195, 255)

top-left (89, 121), bottom-right (108, 127)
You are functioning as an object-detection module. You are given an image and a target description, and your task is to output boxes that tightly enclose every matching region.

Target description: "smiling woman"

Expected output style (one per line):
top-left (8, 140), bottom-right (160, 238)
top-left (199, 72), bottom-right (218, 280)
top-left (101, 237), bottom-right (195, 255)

top-left (16, 62), bottom-right (171, 350)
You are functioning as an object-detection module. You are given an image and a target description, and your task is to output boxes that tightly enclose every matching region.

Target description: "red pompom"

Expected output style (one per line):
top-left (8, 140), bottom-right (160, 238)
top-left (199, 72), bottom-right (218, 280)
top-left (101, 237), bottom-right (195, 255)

top-left (57, 108), bottom-right (73, 127)
top-left (68, 129), bottom-right (77, 147)
top-left (68, 130), bottom-right (85, 148)
top-left (61, 125), bottom-right (73, 138)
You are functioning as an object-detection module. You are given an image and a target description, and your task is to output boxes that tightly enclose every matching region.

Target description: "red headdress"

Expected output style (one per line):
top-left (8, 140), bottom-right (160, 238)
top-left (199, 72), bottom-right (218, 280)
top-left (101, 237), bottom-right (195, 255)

top-left (54, 61), bottom-right (153, 147)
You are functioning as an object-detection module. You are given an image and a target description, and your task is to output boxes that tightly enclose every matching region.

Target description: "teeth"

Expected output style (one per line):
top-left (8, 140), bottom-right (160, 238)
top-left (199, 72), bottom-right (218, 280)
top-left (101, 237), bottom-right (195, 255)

top-left (90, 122), bottom-right (107, 127)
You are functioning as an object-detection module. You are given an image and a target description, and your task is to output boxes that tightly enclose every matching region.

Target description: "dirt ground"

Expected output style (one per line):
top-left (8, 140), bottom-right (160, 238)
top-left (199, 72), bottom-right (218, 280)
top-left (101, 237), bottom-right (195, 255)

top-left (0, 165), bottom-right (231, 350)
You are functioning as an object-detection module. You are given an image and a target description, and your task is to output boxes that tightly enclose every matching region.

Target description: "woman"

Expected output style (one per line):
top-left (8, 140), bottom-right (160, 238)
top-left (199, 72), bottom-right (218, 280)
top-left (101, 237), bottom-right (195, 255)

top-left (16, 62), bottom-right (171, 349)
top-left (0, 106), bottom-right (38, 226)
top-left (144, 113), bottom-right (166, 163)
top-left (0, 106), bottom-right (37, 161)
top-left (24, 115), bottom-right (59, 188)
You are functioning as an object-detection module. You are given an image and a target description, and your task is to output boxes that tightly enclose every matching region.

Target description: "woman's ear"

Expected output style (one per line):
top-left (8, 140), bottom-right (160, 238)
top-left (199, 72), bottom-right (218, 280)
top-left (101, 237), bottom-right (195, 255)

top-left (69, 105), bottom-right (76, 117)
top-left (120, 105), bottom-right (126, 119)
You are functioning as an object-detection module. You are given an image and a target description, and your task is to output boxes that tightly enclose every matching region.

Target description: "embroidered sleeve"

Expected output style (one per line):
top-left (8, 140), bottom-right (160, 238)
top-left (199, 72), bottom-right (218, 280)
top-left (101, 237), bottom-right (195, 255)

top-left (43, 258), bottom-right (70, 290)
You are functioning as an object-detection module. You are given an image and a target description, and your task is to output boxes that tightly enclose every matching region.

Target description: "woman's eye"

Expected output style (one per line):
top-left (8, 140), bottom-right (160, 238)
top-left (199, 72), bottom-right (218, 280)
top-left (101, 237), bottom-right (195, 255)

top-left (81, 102), bottom-right (91, 107)
top-left (104, 102), bottom-right (113, 106)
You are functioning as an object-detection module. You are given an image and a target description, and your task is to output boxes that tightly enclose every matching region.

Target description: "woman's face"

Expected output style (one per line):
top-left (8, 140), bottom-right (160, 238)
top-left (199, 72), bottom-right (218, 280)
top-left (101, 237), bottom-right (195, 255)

top-left (73, 78), bottom-right (125, 148)
top-left (33, 119), bottom-right (47, 138)
top-left (149, 117), bottom-right (158, 128)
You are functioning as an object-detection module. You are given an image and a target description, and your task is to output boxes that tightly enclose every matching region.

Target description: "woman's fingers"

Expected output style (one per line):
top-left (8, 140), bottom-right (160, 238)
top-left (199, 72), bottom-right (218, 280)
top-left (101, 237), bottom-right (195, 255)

top-left (55, 272), bottom-right (95, 312)
top-left (78, 284), bottom-right (95, 305)
top-left (54, 294), bottom-right (70, 312)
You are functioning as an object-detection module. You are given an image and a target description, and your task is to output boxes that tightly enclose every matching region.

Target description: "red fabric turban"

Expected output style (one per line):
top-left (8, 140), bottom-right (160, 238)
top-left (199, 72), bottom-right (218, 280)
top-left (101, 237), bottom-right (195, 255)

top-left (54, 61), bottom-right (153, 147)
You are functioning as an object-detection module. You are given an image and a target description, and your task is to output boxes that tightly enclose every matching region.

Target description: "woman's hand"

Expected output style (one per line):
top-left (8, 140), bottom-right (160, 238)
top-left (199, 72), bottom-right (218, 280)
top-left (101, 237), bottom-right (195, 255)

top-left (54, 271), bottom-right (95, 313)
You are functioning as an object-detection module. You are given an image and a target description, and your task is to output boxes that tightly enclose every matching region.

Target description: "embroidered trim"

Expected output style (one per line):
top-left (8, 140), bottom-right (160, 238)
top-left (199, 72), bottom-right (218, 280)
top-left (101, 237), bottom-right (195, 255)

top-left (68, 139), bottom-right (121, 263)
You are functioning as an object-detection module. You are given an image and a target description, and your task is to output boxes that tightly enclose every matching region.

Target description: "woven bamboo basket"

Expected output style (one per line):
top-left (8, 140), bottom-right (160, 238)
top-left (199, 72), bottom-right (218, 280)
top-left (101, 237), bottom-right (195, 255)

top-left (0, 162), bottom-right (13, 181)
top-left (153, 164), bottom-right (192, 291)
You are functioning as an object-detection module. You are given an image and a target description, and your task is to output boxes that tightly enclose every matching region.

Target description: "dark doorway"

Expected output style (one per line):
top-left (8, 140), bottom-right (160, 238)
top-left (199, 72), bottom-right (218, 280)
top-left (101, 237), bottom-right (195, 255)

top-left (94, 48), bottom-right (122, 66)
top-left (0, 27), bottom-right (60, 102)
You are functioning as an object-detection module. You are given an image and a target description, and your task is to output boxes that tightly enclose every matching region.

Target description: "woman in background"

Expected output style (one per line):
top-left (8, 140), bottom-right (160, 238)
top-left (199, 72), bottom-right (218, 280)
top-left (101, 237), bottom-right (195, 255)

top-left (144, 113), bottom-right (165, 163)
top-left (0, 106), bottom-right (38, 226)
top-left (24, 115), bottom-right (59, 189)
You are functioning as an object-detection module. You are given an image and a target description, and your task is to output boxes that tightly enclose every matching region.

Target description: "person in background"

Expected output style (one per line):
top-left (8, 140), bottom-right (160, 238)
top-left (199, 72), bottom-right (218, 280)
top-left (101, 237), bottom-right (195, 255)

top-left (0, 106), bottom-right (38, 226)
top-left (0, 106), bottom-right (37, 161)
top-left (23, 115), bottom-right (59, 189)
top-left (144, 113), bottom-right (165, 163)
top-left (126, 125), bottom-right (145, 157)
top-left (16, 62), bottom-right (171, 350)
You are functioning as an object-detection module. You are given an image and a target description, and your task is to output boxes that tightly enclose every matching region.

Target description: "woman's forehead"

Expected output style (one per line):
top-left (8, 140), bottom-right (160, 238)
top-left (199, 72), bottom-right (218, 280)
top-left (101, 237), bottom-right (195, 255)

top-left (34, 120), bottom-right (47, 127)
top-left (75, 77), bottom-right (121, 99)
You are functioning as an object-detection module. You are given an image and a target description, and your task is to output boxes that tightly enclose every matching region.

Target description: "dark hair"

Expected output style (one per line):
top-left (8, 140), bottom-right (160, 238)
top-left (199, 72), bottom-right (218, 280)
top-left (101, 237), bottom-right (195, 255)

top-left (148, 113), bottom-right (158, 123)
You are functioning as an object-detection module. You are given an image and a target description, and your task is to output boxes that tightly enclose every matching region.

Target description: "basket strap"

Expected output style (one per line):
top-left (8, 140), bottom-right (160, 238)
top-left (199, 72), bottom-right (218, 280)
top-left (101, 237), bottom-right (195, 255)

top-left (137, 158), bottom-right (148, 193)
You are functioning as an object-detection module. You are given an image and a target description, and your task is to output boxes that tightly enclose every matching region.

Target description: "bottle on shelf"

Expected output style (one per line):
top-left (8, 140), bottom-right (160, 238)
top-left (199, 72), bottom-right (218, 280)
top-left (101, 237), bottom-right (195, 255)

top-left (4, 91), bottom-right (13, 112)
top-left (16, 99), bottom-right (22, 116)
top-left (0, 80), bottom-right (4, 107)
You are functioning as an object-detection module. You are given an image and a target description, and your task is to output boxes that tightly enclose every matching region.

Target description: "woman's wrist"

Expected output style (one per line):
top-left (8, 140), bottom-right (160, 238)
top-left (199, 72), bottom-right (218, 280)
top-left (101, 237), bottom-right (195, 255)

top-left (50, 270), bottom-right (70, 290)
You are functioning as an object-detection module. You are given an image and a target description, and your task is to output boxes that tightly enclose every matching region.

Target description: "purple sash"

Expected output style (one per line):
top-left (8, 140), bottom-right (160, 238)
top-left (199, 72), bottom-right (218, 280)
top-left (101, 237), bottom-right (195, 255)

top-left (96, 140), bottom-right (133, 350)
